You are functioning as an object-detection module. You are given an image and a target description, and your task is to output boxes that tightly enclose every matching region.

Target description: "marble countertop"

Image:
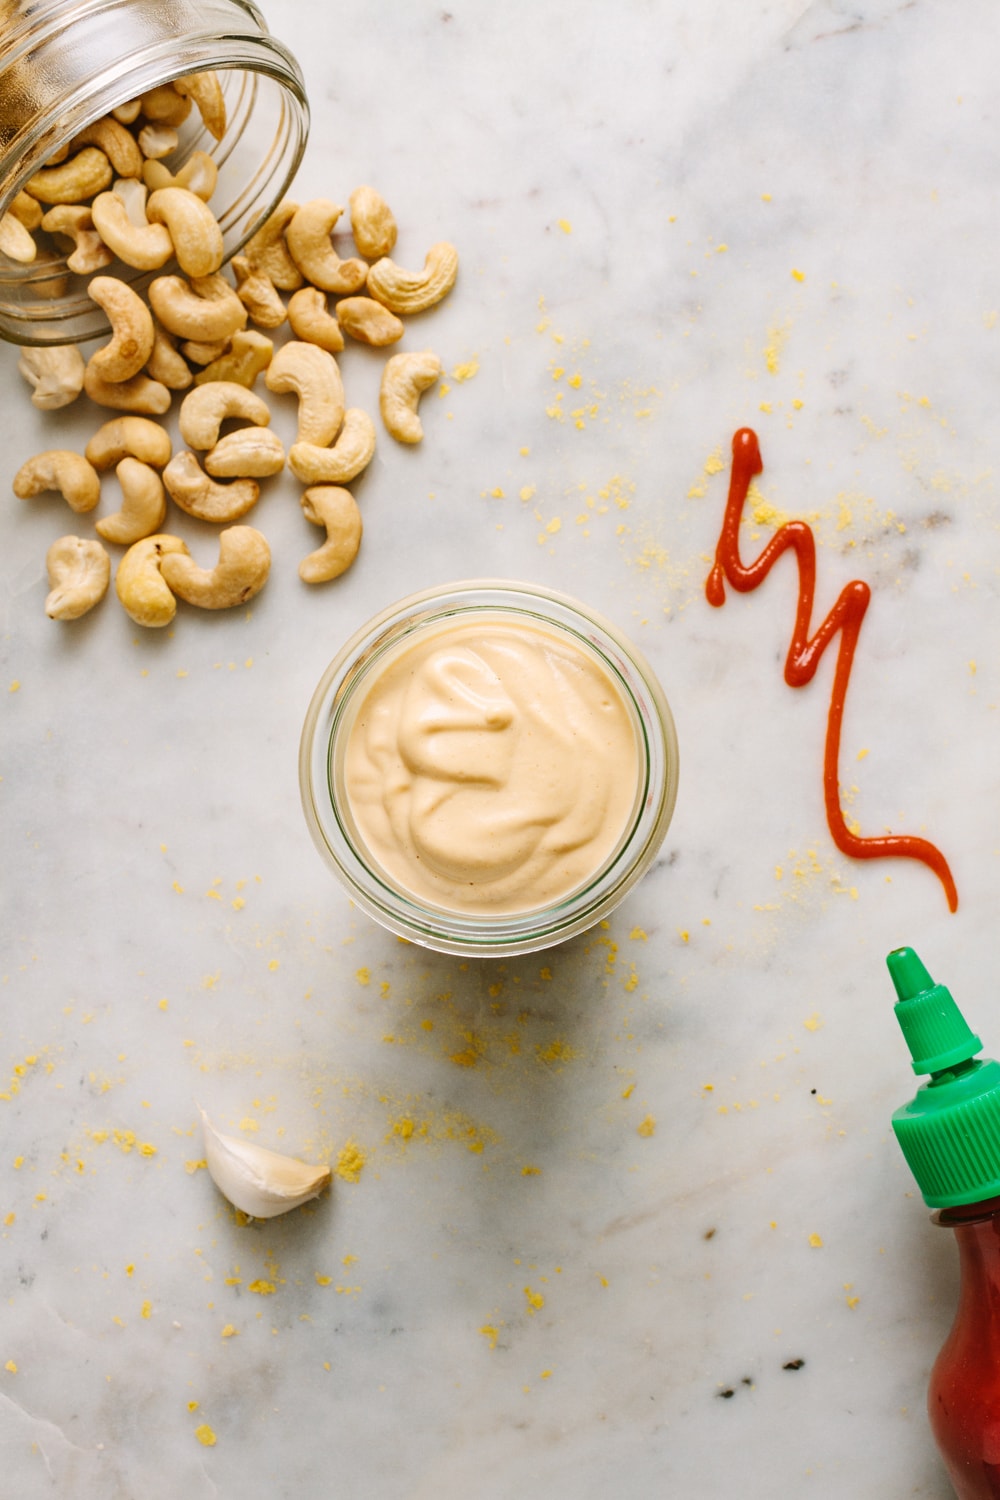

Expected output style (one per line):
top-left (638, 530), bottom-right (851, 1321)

top-left (2, 1), bottom-right (998, 1495)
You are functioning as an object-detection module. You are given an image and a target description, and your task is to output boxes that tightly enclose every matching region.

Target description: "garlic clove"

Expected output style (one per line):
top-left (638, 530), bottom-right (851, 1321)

top-left (200, 1108), bottom-right (331, 1219)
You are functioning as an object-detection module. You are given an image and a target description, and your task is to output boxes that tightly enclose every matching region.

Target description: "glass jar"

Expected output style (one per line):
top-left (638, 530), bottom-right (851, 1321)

top-left (0, 0), bottom-right (308, 344)
top-left (299, 580), bottom-right (680, 958)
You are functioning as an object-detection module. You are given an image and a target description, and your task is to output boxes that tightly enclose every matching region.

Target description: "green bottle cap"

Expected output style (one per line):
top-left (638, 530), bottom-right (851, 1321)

top-left (888, 946), bottom-right (1000, 1208)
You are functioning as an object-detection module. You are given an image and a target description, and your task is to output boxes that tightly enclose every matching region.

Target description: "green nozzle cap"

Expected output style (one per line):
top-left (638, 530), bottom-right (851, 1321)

top-left (888, 946), bottom-right (1000, 1209)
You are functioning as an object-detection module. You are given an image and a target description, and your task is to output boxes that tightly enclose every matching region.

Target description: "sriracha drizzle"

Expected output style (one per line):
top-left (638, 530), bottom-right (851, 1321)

top-left (706, 427), bottom-right (957, 913)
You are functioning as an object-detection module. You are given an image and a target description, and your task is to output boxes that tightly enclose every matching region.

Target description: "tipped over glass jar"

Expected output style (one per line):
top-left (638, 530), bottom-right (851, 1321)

top-left (300, 580), bottom-right (680, 958)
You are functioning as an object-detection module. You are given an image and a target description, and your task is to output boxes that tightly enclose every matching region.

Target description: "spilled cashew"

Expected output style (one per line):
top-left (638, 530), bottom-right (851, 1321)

top-left (160, 525), bottom-right (271, 608)
top-left (349, 185), bottom-right (397, 261)
top-left (379, 350), bottom-right (442, 443)
top-left (87, 275), bottom-right (155, 383)
top-left (115, 533), bottom-right (189, 627)
top-left (146, 320), bottom-right (193, 390)
top-left (335, 295), bottom-right (404, 347)
top-left (288, 408), bottom-right (376, 486)
top-left (147, 187), bottom-right (224, 278)
top-left (265, 341), bottom-right (344, 446)
top-left (83, 364), bottom-right (171, 414)
top-left (45, 536), bottom-right (111, 620)
top-left (148, 273), bottom-right (247, 342)
top-left (204, 427), bottom-right (284, 478)
top-left (91, 190), bottom-right (174, 270)
top-left (17, 345), bottom-right (85, 410)
top-left (285, 287), bottom-right (344, 353)
top-left (367, 241), bottom-right (459, 315)
top-left (179, 381), bottom-right (271, 450)
top-left (193, 330), bottom-right (273, 387)
top-left (14, 450), bottom-right (101, 513)
top-left (243, 200), bottom-right (303, 290)
top-left (232, 255), bottom-right (287, 329)
top-left (95, 457), bottom-right (167, 544)
top-left (163, 450), bottom-right (260, 522)
top-left (299, 486), bottom-right (362, 584)
top-left (85, 416), bottom-right (172, 471)
top-left (286, 199), bottom-right (368, 294)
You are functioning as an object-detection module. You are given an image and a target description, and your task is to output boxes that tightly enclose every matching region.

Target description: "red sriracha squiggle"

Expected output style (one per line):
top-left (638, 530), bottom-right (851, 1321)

top-left (705, 427), bottom-right (957, 914)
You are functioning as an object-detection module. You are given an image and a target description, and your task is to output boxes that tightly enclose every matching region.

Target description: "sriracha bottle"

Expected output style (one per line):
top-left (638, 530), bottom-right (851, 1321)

top-left (888, 946), bottom-right (1000, 1499)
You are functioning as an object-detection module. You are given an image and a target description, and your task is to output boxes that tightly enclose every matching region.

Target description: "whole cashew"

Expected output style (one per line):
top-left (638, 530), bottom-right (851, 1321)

top-left (69, 116), bottom-right (143, 179)
top-left (95, 457), bottom-right (167, 544)
top-left (160, 525), bottom-right (271, 608)
top-left (147, 187), bottom-right (224, 278)
top-left (83, 364), bottom-right (172, 415)
top-left (285, 286), bottom-right (344, 353)
top-left (288, 408), bottom-right (376, 486)
top-left (85, 416), bottom-right (172, 471)
top-left (205, 427), bottom-right (285, 478)
top-left (17, 345), bottom-right (85, 410)
top-left (232, 254), bottom-right (287, 329)
top-left (137, 123), bottom-right (179, 160)
top-left (115, 533), bottom-right (189, 627)
top-left (45, 536), bottom-right (111, 620)
top-left (86, 276), bottom-right (155, 383)
top-left (299, 486), bottom-right (362, 584)
top-left (25, 148), bottom-right (113, 205)
top-left (163, 450), bottom-right (260, 522)
top-left (286, 200), bottom-right (368, 294)
top-left (379, 350), bottom-right (442, 444)
top-left (179, 381), bottom-right (271, 449)
top-left (146, 320), bottom-right (194, 390)
top-left (193, 330), bottom-right (273, 387)
top-left (40, 204), bottom-right (114, 275)
top-left (90, 190), bottom-right (174, 270)
top-left (148, 273), bottom-right (247, 342)
top-left (265, 341), bottom-right (344, 446)
top-left (243, 200), bottom-right (303, 290)
top-left (138, 84), bottom-right (191, 127)
top-left (335, 295), bottom-right (404, 347)
top-left (14, 450), bottom-right (101, 513)
top-left (143, 150), bottom-right (218, 201)
top-left (0, 211), bottom-right (37, 263)
top-left (367, 242), bottom-right (459, 315)
top-left (349, 185), bottom-right (397, 261)
top-left (173, 71), bottom-right (227, 141)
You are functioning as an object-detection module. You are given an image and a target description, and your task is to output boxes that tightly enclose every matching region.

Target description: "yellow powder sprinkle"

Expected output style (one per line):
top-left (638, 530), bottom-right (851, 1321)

top-left (803, 1013), bottom-right (824, 1032)
top-left (519, 485), bottom-right (536, 502)
top-left (232, 897), bottom-right (245, 911)
top-left (9, 680), bottom-right (20, 693)
top-left (392, 1118), bottom-right (414, 1141)
top-left (846, 1294), bottom-right (860, 1309)
top-left (808, 1233), bottom-right (824, 1249)
top-left (557, 218), bottom-right (572, 234)
top-left (315, 1274), bottom-right (332, 1286)
top-left (248, 1280), bottom-right (276, 1295)
top-left (524, 1287), bottom-right (545, 1313)
top-left (158, 998), bottom-right (169, 1012)
top-left (268, 959), bottom-right (279, 972)
top-left (335, 1140), bottom-right (366, 1183)
top-left (138, 1142), bottom-right (157, 1157)
top-left (452, 358), bottom-right (479, 382)
top-left (540, 1369), bottom-right (552, 1379)
top-left (221, 1324), bottom-right (238, 1338)
top-left (355, 967), bottom-right (370, 986)
top-left (141, 1300), bottom-right (152, 1319)
top-left (3, 1213), bottom-right (14, 1227)
top-left (637, 1115), bottom-right (656, 1138)
top-left (5, 1361), bottom-right (17, 1374)
top-left (187, 1401), bottom-right (199, 1412)
top-left (185, 1159), bottom-right (207, 1174)
top-left (194, 1424), bottom-right (216, 1447)
top-left (172, 881), bottom-right (184, 894)
top-left (521, 1165), bottom-right (541, 1177)
top-left (791, 268), bottom-right (805, 282)
top-left (480, 1324), bottom-right (499, 1349)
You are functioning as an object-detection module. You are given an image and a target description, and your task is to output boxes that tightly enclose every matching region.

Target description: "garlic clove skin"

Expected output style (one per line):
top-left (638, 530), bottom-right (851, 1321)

top-left (200, 1108), bottom-right (331, 1219)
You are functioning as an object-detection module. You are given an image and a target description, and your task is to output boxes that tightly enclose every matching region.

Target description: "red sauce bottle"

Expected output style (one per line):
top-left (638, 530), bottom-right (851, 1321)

top-left (888, 946), bottom-right (1000, 1498)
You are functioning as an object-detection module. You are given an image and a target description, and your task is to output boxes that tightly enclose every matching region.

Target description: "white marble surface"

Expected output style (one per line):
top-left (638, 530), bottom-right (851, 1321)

top-left (2, 1), bottom-right (999, 1494)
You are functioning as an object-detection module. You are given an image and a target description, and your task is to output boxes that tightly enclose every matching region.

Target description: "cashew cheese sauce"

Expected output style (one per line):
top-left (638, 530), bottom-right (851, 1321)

top-left (342, 618), bottom-right (641, 915)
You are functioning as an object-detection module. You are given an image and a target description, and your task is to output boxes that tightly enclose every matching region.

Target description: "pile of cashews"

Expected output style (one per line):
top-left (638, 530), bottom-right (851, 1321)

top-left (6, 71), bottom-right (459, 625)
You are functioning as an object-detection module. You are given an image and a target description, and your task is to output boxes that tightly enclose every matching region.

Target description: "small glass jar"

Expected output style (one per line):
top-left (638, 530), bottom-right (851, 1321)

top-left (299, 580), bottom-right (680, 958)
top-left (0, 0), bottom-right (308, 344)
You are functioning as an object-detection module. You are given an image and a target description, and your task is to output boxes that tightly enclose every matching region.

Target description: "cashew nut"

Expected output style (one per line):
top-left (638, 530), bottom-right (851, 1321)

top-left (85, 416), bottom-right (172, 471)
top-left (181, 337), bottom-right (228, 366)
top-left (13, 450), bottom-right (101, 513)
top-left (148, 273), bottom-right (247, 342)
top-left (69, 117), bottom-right (143, 179)
top-left (17, 345), bottom-right (85, 410)
top-left (9, 191), bottom-right (44, 231)
top-left (265, 341), bottom-right (344, 446)
top-left (286, 199), bottom-right (368, 294)
top-left (146, 187), bottom-right (223, 278)
top-left (193, 330), bottom-right (273, 387)
top-left (232, 254), bottom-right (287, 329)
top-left (45, 536), bottom-right (111, 620)
top-left (0, 211), bottom-right (37, 263)
top-left (285, 286), bottom-right (344, 353)
top-left (160, 526), bottom-right (271, 609)
top-left (115, 533), bottom-right (189, 627)
top-left (335, 295), bottom-right (404, 347)
top-left (87, 275), bottom-right (155, 383)
top-left (349, 185), bottom-right (397, 261)
top-left (379, 350), bottom-right (442, 443)
top-left (137, 123), bottom-right (179, 160)
top-left (163, 450), bottom-right (259, 522)
top-left (138, 84), bottom-right (192, 127)
top-left (40, 204), bottom-right (114, 275)
top-left (83, 364), bottom-right (171, 415)
top-left (146, 319), bottom-right (193, 390)
top-left (288, 408), bottom-right (376, 486)
top-left (143, 150), bottom-right (217, 201)
top-left (112, 98), bottom-right (143, 126)
top-left (24, 147), bottom-right (113, 205)
top-left (91, 189), bottom-right (174, 270)
top-left (205, 427), bottom-right (285, 478)
top-left (173, 71), bottom-right (227, 141)
top-left (178, 381), bottom-right (271, 450)
top-left (367, 241), bottom-right (459, 315)
top-left (95, 457), bottom-right (167, 544)
top-left (299, 486), bottom-right (362, 584)
top-left (242, 200), bottom-right (303, 290)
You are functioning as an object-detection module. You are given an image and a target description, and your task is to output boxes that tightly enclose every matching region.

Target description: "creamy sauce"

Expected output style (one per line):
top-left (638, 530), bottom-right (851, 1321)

top-left (342, 618), bottom-right (640, 914)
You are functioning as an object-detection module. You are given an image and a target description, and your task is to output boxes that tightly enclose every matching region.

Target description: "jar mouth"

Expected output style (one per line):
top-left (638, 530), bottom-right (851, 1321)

top-left (0, 0), bottom-right (308, 344)
top-left (300, 581), bottom-right (679, 957)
